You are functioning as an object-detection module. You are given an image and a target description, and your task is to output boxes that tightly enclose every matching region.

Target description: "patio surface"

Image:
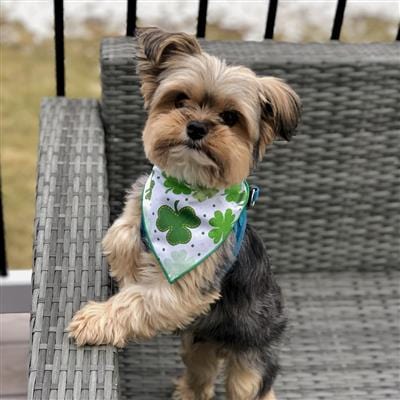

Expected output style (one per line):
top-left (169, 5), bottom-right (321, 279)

top-left (0, 313), bottom-right (29, 400)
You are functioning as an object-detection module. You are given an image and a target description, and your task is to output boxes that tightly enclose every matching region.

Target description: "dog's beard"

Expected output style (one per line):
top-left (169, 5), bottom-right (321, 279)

top-left (152, 138), bottom-right (224, 188)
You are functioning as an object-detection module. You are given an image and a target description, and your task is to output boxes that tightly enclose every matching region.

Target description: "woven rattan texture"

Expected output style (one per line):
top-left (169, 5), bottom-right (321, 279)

top-left (99, 38), bottom-right (400, 399)
top-left (101, 38), bottom-right (400, 273)
top-left (26, 40), bottom-right (398, 399)
top-left (29, 98), bottom-right (119, 400)
top-left (118, 270), bottom-right (400, 400)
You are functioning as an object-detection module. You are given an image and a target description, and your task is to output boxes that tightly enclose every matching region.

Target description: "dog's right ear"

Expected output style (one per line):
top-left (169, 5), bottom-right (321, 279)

top-left (136, 27), bottom-right (202, 108)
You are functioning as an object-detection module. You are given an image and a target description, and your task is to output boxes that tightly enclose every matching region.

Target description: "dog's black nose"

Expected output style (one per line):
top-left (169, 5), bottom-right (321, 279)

top-left (187, 121), bottom-right (209, 141)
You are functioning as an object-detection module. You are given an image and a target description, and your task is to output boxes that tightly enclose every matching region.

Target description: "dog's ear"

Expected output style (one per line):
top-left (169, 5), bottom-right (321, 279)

top-left (136, 27), bottom-right (202, 108)
top-left (256, 77), bottom-right (301, 161)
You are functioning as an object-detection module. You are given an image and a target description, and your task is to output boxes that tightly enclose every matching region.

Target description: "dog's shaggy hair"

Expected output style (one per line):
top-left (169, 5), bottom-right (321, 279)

top-left (68, 27), bottom-right (301, 400)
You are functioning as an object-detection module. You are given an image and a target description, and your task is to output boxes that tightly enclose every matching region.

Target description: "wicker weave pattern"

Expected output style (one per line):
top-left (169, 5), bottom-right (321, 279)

top-left (100, 38), bottom-right (400, 273)
top-left (29, 40), bottom-right (400, 400)
top-left (101, 39), bottom-right (149, 221)
top-left (98, 38), bottom-right (400, 399)
top-left (277, 270), bottom-right (400, 400)
top-left (29, 98), bottom-right (119, 400)
top-left (118, 270), bottom-right (400, 400)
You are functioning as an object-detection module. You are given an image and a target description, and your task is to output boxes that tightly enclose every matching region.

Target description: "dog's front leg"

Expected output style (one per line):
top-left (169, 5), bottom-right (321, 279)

top-left (102, 175), bottom-right (148, 287)
top-left (68, 278), bottom-right (220, 347)
top-left (68, 287), bottom-right (153, 347)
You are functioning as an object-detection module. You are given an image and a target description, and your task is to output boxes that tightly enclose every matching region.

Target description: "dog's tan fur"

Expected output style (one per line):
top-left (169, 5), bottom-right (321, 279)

top-left (173, 332), bottom-right (222, 400)
top-left (172, 333), bottom-right (278, 400)
top-left (69, 176), bottom-right (234, 347)
top-left (141, 54), bottom-right (296, 189)
top-left (138, 28), bottom-right (299, 189)
top-left (68, 27), bottom-right (300, 399)
top-left (263, 391), bottom-right (277, 400)
top-left (225, 352), bottom-right (275, 400)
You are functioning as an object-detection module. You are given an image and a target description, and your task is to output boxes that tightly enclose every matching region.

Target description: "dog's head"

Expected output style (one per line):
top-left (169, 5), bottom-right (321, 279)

top-left (137, 27), bottom-right (301, 188)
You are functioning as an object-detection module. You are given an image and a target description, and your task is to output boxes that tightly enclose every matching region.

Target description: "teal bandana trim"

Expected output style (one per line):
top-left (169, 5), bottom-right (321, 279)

top-left (141, 166), bottom-right (249, 283)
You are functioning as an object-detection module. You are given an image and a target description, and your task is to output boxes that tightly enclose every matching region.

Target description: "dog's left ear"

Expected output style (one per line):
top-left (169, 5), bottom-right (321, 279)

top-left (136, 27), bottom-right (202, 108)
top-left (256, 77), bottom-right (301, 161)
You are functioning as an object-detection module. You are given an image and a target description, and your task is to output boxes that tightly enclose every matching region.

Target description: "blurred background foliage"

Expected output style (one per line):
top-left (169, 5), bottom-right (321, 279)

top-left (0, 5), bottom-right (398, 268)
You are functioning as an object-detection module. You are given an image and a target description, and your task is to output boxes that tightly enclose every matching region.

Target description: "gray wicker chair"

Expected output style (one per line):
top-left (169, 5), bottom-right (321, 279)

top-left (29, 39), bottom-right (400, 400)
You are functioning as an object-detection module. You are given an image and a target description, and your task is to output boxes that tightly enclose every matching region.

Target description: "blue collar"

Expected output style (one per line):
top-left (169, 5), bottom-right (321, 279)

top-left (232, 185), bottom-right (259, 257)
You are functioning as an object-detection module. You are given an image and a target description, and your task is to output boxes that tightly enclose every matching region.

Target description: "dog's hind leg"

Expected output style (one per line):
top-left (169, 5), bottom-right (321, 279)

top-left (225, 350), bottom-right (278, 400)
top-left (173, 332), bottom-right (221, 400)
top-left (262, 390), bottom-right (277, 400)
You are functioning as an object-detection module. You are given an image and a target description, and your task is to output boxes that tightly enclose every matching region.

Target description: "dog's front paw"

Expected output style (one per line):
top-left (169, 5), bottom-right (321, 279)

top-left (68, 301), bottom-right (126, 348)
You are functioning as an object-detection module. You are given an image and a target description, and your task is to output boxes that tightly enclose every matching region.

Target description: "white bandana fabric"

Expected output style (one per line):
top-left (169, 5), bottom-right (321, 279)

top-left (142, 166), bottom-right (249, 283)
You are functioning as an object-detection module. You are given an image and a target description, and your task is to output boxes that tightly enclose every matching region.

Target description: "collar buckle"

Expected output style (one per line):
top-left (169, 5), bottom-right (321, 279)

top-left (247, 185), bottom-right (260, 208)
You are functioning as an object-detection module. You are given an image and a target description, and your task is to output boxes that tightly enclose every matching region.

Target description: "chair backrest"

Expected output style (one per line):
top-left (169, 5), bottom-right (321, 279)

top-left (100, 38), bottom-right (400, 273)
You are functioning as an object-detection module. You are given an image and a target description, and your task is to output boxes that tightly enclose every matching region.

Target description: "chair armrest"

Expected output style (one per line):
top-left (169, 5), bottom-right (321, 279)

top-left (28, 98), bottom-right (119, 400)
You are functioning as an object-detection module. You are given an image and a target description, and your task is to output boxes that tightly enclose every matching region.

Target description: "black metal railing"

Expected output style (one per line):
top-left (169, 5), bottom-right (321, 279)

top-left (53, 0), bottom-right (400, 96)
top-left (264, 0), bottom-right (278, 39)
top-left (0, 174), bottom-right (6, 276)
top-left (196, 0), bottom-right (208, 38)
top-left (126, 0), bottom-right (137, 37)
top-left (54, 0), bottom-right (65, 97)
top-left (331, 0), bottom-right (347, 40)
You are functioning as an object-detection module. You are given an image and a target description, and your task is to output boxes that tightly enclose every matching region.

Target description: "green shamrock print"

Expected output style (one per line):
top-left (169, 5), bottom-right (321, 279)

top-left (162, 173), bottom-right (192, 195)
top-left (208, 209), bottom-right (235, 244)
top-left (192, 187), bottom-right (218, 202)
top-left (144, 178), bottom-right (155, 200)
top-left (224, 184), bottom-right (247, 204)
top-left (156, 200), bottom-right (201, 245)
top-left (163, 250), bottom-right (196, 277)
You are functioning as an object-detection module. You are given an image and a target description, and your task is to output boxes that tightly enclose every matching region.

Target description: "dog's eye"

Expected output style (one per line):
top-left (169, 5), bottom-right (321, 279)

top-left (175, 92), bottom-right (189, 108)
top-left (220, 110), bottom-right (239, 126)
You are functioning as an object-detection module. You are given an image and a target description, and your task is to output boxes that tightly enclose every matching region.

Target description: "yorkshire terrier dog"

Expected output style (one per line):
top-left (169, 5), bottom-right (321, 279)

top-left (69, 27), bottom-right (301, 400)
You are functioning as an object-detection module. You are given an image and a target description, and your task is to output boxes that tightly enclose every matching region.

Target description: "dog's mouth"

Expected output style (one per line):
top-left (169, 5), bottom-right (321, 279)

top-left (186, 139), bottom-right (203, 151)
top-left (153, 138), bottom-right (223, 172)
top-left (185, 141), bottom-right (222, 169)
top-left (154, 138), bottom-right (210, 159)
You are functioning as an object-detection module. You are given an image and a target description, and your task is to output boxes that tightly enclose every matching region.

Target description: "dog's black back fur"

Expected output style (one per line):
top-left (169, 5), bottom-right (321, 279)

top-left (189, 224), bottom-right (287, 396)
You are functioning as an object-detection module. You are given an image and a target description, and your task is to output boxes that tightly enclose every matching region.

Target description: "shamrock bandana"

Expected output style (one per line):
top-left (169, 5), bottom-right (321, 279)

top-left (142, 166), bottom-right (249, 283)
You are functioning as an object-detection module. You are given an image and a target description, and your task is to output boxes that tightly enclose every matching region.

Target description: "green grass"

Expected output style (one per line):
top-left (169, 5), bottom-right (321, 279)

top-left (1, 35), bottom-right (102, 268)
top-left (2, 41), bottom-right (51, 268)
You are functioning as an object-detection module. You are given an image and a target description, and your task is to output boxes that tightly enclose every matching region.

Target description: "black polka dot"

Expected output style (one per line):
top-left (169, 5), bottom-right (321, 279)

top-left (167, 198), bottom-right (170, 201)
top-left (201, 232), bottom-right (205, 235)
top-left (157, 238), bottom-right (160, 241)
top-left (157, 176), bottom-right (160, 179)
top-left (203, 214), bottom-right (206, 217)
top-left (152, 212), bottom-right (155, 215)
top-left (162, 248), bottom-right (165, 251)
top-left (197, 253), bottom-right (201, 256)
top-left (191, 244), bottom-right (194, 248)
top-left (212, 204), bottom-right (216, 207)
top-left (154, 230), bottom-right (157, 233)
top-left (185, 198), bottom-right (188, 201)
